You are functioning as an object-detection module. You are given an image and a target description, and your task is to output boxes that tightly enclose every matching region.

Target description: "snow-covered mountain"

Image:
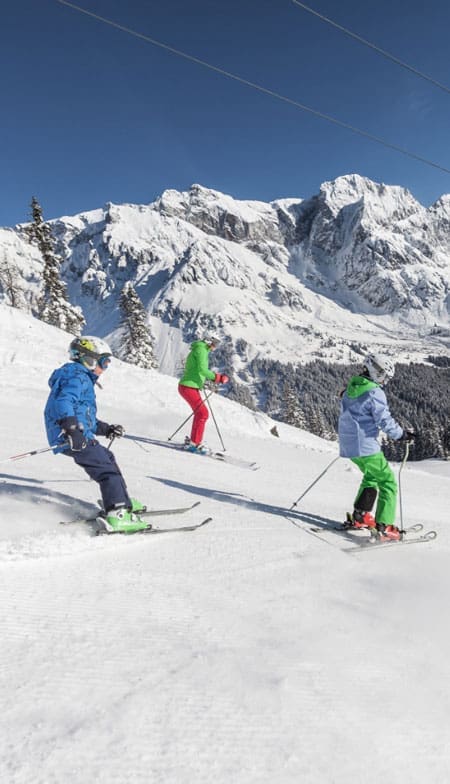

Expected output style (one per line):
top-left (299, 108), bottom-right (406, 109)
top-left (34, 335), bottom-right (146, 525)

top-left (1, 175), bottom-right (449, 379)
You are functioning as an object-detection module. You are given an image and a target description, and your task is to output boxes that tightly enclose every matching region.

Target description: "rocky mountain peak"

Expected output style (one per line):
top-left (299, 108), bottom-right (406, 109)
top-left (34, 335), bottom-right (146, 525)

top-left (319, 174), bottom-right (421, 225)
top-left (0, 176), bottom-right (448, 380)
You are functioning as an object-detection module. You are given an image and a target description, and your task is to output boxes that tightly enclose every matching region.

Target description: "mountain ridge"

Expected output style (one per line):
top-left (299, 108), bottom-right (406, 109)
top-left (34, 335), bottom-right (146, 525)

top-left (0, 174), bottom-right (448, 382)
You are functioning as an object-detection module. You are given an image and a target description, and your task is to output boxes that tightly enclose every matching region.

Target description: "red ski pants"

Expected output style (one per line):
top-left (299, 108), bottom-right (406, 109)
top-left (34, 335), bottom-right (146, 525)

top-left (178, 384), bottom-right (209, 445)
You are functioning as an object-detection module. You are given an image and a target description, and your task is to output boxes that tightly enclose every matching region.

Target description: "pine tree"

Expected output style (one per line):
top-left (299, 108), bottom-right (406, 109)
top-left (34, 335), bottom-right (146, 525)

top-left (442, 424), bottom-right (450, 460)
top-left (0, 253), bottom-right (26, 309)
top-left (282, 381), bottom-right (307, 429)
top-left (118, 281), bottom-right (158, 369)
top-left (27, 197), bottom-right (84, 335)
top-left (306, 402), bottom-right (329, 439)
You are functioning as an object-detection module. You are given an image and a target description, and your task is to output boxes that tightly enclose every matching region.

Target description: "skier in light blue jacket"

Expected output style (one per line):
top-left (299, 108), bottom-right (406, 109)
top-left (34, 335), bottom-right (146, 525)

top-left (339, 353), bottom-right (415, 541)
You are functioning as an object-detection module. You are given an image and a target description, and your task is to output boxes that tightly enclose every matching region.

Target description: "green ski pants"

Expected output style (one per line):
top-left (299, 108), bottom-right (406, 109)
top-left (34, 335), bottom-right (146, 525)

top-left (351, 452), bottom-right (398, 526)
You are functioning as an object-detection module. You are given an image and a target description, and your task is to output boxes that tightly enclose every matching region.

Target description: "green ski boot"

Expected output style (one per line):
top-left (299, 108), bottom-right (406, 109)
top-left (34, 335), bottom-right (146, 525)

top-left (129, 498), bottom-right (147, 514)
top-left (103, 506), bottom-right (150, 534)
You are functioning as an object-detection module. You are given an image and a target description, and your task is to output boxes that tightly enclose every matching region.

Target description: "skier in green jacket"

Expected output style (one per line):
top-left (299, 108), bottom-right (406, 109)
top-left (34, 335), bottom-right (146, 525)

top-left (178, 336), bottom-right (229, 454)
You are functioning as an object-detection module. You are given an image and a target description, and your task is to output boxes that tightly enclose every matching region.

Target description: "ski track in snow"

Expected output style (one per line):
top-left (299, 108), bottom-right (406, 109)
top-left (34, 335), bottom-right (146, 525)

top-left (1, 306), bottom-right (450, 784)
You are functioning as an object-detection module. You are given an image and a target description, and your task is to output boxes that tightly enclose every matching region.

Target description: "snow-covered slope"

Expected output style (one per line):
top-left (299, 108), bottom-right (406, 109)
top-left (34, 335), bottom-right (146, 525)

top-left (1, 175), bottom-right (448, 381)
top-left (1, 306), bottom-right (449, 783)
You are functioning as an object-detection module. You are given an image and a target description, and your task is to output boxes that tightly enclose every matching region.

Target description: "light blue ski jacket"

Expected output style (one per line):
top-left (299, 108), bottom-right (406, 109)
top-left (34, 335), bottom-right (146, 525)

top-left (338, 375), bottom-right (403, 458)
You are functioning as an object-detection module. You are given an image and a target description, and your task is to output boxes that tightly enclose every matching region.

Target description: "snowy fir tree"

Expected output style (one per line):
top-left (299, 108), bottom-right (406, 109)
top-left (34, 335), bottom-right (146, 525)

top-left (117, 281), bottom-right (158, 369)
top-left (27, 197), bottom-right (84, 335)
top-left (281, 381), bottom-right (307, 429)
top-left (0, 253), bottom-right (26, 309)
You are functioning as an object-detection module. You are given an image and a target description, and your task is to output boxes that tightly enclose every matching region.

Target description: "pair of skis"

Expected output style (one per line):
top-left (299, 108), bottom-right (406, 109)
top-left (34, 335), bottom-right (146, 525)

top-left (201, 449), bottom-right (260, 471)
top-left (306, 519), bottom-right (437, 552)
top-left (124, 435), bottom-right (260, 471)
top-left (60, 500), bottom-right (212, 536)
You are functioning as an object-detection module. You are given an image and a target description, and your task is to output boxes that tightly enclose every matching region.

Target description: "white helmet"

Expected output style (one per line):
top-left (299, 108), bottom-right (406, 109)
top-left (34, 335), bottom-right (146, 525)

top-left (204, 335), bottom-right (221, 348)
top-left (69, 336), bottom-right (112, 370)
top-left (364, 353), bottom-right (395, 385)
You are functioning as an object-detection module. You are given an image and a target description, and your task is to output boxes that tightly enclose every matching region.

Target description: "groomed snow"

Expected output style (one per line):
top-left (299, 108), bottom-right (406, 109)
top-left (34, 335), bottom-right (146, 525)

top-left (0, 304), bottom-right (449, 783)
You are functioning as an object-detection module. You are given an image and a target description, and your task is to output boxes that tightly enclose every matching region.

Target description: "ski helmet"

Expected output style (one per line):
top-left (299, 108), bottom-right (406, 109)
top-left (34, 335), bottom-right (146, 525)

top-left (204, 335), bottom-right (221, 348)
top-left (69, 336), bottom-right (112, 370)
top-left (363, 353), bottom-right (395, 385)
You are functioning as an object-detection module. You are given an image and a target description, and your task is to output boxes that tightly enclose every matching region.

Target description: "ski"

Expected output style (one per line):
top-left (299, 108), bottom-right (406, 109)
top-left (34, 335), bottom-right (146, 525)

top-left (60, 500), bottom-right (201, 526)
top-left (201, 450), bottom-right (259, 471)
top-left (139, 501), bottom-right (201, 518)
top-left (124, 435), bottom-right (260, 471)
top-left (344, 529), bottom-right (437, 552)
top-left (304, 518), bottom-right (437, 551)
top-left (311, 522), bottom-right (423, 535)
top-left (172, 443), bottom-right (259, 470)
top-left (95, 516), bottom-right (213, 536)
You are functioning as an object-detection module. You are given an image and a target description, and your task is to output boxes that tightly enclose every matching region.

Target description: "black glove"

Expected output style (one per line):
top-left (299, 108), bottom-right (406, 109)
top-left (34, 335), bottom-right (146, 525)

top-left (400, 429), bottom-right (416, 443)
top-left (59, 416), bottom-right (87, 451)
top-left (105, 424), bottom-right (125, 439)
top-left (96, 422), bottom-right (124, 439)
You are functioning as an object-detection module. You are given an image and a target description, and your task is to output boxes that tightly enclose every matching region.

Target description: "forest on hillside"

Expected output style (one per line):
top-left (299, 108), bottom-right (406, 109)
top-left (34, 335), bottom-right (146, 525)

top-left (224, 353), bottom-right (450, 461)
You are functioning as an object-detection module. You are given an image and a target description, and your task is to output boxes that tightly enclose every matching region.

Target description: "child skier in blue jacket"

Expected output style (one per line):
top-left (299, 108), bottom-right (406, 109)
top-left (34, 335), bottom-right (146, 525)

top-left (338, 353), bottom-right (415, 541)
top-left (44, 336), bottom-right (148, 533)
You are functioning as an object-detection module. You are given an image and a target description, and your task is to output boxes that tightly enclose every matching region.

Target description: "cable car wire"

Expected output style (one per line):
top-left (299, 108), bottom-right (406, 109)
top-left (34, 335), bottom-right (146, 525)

top-left (291, 0), bottom-right (450, 95)
top-left (54, 0), bottom-right (450, 175)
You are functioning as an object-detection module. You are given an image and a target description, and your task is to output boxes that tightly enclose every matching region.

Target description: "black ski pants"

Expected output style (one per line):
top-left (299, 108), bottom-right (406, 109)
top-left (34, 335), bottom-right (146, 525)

top-left (64, 441), bottom-right (131, 513)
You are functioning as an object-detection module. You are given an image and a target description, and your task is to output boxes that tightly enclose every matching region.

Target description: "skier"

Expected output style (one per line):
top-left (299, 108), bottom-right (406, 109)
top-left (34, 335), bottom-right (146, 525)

top-left (178, 336), bottom-right (229, 453)
top-left (44, 336), bottom-right (148, 533)
top-left (338, 353), bottom-right (415, 541)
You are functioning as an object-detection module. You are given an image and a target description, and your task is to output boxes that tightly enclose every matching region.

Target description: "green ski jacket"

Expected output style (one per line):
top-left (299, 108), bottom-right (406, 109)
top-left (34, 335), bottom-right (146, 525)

top-left (179, 340), bottom-right (216, 389)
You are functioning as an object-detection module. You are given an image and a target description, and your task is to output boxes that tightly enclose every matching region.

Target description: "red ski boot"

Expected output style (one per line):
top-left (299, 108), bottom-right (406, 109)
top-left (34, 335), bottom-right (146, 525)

top-left (350, 510), bottom-right (376, 530)
top-left (376, 524), bottom-right (401, 541)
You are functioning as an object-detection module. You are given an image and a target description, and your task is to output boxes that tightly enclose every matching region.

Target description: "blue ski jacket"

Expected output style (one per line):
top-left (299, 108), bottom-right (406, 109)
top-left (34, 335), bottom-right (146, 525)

top-left (338, 375), bottom-right (403, 458)
top-left (44, 361), bottom-right (100, 452)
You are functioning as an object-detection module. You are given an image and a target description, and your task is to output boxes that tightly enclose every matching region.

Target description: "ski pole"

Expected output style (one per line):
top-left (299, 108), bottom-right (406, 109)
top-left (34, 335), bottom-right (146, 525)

top-left (205, 393), bottom-right (226, 451)
top-left (398, 441), bottom-right (410, 534)
top-left (168, 389), bottom-right (216, 441)
top-left (0, 445), bottom-right (59, 465)
top-left (128, 437), bottom-right (152, 455)
top-left (289, 456), bottom-right (340, 511)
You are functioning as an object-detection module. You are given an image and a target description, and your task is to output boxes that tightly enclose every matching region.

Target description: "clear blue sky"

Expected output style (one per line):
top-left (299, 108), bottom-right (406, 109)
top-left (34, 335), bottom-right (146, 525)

top-left (2, 0), bottom-right (450, 226)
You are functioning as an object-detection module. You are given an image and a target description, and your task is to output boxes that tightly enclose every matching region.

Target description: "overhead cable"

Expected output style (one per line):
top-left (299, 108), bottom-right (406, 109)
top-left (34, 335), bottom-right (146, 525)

top-left (54, 0), bottom-right (450, 175)
top-left (291, 0), bottom-right (450, 95)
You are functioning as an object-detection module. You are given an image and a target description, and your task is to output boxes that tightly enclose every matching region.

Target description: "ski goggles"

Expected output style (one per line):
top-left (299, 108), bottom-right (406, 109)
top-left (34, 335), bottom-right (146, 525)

top-left (97, 354), bottom-right (112, 369)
